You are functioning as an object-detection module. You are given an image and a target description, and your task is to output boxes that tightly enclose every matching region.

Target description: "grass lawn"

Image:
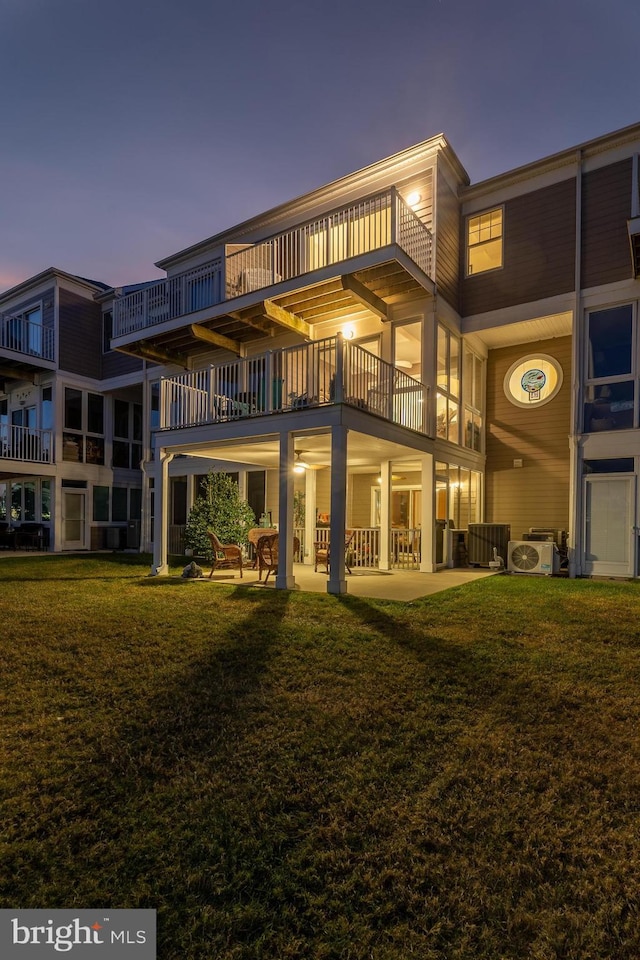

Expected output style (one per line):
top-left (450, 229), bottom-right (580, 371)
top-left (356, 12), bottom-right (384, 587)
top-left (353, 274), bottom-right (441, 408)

top-left (1, 554), bottom-right (640, 959)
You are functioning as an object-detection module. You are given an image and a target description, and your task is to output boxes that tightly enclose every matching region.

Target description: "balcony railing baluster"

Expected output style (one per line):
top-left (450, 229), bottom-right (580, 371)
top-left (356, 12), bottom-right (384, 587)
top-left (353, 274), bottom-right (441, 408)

top-left (158, 336), bottom-right (430, 437)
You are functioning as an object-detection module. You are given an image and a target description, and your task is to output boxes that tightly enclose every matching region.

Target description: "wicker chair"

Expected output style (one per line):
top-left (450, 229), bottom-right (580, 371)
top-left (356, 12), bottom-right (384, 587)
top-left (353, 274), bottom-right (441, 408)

top-left (207, 531), bottom-right (243, 579)
top-left (256, 533), bottom-right (301, 585)
top-left (314, 530), bottom-right (354, 574)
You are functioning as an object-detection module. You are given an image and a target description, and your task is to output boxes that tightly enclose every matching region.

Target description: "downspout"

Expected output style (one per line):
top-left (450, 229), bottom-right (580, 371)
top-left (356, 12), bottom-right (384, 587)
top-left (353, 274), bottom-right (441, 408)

top-left (568, 149), bottom-right (583, 578)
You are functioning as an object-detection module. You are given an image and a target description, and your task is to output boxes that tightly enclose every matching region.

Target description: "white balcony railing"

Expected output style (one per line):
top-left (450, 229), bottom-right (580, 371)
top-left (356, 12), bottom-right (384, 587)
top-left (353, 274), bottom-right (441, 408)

top-left (0, 314), bottom-right (54, 361)
top-left (0, 425), bottom-right (53, 463)
top-left (168, 524), bottom-right (419, 569)
top-left (159, 336), bottom-right (430, 435)
top-left (113, 189), bottom-right (433, 337)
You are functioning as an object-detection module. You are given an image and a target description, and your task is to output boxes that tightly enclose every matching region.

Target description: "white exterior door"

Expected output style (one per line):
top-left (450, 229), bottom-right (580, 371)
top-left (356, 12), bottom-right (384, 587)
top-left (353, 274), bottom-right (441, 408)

top-left (62, 491), bottom-right (86, 550)
top-left (583, 476), bottom-right (636, 577)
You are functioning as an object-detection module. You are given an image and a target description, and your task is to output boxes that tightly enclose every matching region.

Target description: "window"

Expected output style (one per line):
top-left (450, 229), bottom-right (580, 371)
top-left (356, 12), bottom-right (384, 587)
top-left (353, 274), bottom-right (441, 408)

top-left (93, 486), bottom-right (110, 522)
top-left (41, 480), bottom-right (51, 521)
top-left (63, 388), bottom-right (105, 464)
top-left (463, 348), bottom-right (484, 451)
top-left (584, 304), bottom-right (635, 432)
top-left (113, 399), bottom-right (143, 469)
top-left (467, 207), bottom-right (503, 275)
top-left (64, 388), bottom-right (83, 430)
top-left (25, 306), bottom-right (43, 355)
top-left (102, 311), bottom-right (113, 353)
top-left (112, 487), bottom-right (128, 522)
top-left (436, 325), bottom-right (460, 443)
top-left (504, 354), bottom-right (563, 409)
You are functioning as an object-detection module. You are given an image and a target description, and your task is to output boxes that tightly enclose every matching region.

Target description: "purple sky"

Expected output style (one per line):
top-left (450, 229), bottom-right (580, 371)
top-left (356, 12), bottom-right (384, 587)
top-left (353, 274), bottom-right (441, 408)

top-left (1, 0), bottom-right (639, 294)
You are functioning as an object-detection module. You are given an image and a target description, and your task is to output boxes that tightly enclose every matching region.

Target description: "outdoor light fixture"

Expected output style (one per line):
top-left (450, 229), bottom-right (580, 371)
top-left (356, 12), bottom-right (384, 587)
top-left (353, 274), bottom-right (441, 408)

top-left (342, 325), bottom-right (355, 340)
top-left (406, 191), bottom-right (421, 209)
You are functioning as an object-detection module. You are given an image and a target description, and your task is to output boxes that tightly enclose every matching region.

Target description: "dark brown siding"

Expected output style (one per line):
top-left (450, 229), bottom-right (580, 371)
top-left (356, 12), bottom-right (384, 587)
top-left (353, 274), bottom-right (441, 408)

top-left (581, 158), bottom-right (632, 288)
top-left (102, 351), bottom-right (145, 379)
top-left (485, 337), bottom-right (571, 536)
top-left (462, 178), bottom-right (576, 316)
top-left (435, 174), bottom-right (460, 311)
top-left (58, 289), bottom-right (102, 377)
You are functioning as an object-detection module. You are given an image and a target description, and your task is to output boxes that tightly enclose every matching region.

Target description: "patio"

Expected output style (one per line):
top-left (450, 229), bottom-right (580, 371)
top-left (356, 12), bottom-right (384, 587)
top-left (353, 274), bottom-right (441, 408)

top-left (196, 562), bottom-right (498, 601)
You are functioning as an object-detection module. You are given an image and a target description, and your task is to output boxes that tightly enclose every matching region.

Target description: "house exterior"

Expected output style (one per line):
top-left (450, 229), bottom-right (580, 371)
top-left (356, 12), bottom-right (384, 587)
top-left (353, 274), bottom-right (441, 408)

top-left (5, 121), bottom-right (640, 590)
top-left (0, 269), bottom-right (149, 551)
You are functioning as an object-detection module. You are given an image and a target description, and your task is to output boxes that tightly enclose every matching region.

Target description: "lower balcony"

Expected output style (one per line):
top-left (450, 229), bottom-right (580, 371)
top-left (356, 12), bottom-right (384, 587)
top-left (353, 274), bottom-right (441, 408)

top-left (0, 425), bottom-right (53, 464)
top-left (159, 336), bottom-right (430, 435)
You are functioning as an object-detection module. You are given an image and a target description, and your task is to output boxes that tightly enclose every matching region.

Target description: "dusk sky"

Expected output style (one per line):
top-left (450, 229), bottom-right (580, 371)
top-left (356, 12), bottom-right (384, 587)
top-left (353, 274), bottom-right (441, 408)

top-left (2, 0), bottom-right (639, 294)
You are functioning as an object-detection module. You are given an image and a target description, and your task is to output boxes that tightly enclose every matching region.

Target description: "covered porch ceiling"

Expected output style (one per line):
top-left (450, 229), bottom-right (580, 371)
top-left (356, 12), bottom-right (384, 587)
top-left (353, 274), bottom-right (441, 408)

top-left (118, 258), bottom-right (431, 368)
top-left (465, 311), bottom-right (573, 350)
top-left (162, 427), bottom-right (429, 475)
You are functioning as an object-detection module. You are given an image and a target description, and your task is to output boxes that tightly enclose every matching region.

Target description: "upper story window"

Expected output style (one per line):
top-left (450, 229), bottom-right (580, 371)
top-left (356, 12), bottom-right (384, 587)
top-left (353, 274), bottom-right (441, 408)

top-left (466, 207), bottom-right (503, 275)
top-left (584, 303), bottom-right (635, 432)
top-left (463, 348), bottom-right (484, 451)
top-left (102, 311), bottom-right (113, 353)
top-left (437, 325), bottom-right (460, 443)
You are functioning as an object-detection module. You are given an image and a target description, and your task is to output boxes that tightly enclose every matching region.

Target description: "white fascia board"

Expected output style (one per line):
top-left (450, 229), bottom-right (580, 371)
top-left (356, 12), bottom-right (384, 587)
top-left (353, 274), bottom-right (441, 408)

top-left (156, 134), bottom-right (463, 271)
top-left (462, 120), bottom-right (640, 203)
top-left (0, 268), bottom-right (107, 310)
top-left (462, 293), bottom-right (575, 334)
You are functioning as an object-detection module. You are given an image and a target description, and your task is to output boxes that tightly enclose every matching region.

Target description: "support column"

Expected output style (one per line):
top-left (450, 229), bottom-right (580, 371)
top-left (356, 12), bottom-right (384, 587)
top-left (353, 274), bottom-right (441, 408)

top-left (304, 468), bottom-right (317, 564)
top-left (276, 431), bottom-right (296, 590)
top-left (378, 460), bottom-right (391, 572)
top-left (151, 450), bottom-right (173, 576)
top-left (419, 453), bottom-right (435, 572)
top-left (327, 423), bottom-right (348, 595)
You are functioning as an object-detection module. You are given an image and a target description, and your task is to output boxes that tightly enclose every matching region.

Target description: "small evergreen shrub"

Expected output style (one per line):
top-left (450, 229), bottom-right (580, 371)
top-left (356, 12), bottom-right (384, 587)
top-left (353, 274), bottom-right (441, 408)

top-left (184, 472), bottom-right (255, 559)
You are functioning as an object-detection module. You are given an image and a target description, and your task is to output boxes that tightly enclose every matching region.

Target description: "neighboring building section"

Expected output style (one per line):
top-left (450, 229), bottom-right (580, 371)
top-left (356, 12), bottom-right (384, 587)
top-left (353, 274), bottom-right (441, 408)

top-left (0, 269), bottom-right (148, 553)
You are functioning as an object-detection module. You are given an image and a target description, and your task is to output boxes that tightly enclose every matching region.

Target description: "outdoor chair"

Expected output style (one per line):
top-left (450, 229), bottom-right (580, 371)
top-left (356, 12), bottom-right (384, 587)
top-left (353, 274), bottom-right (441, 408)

top-left (313, 530), bottom-right (354, 574)
top-left (256, 533), bottom-right (301, 585)
top-left (206, 531), bottom-right (243, 579)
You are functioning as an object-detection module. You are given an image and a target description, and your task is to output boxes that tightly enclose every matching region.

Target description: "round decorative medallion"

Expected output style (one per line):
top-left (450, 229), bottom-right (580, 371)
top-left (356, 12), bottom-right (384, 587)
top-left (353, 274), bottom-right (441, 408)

top-left (504, 355), bottom-right (563, 408)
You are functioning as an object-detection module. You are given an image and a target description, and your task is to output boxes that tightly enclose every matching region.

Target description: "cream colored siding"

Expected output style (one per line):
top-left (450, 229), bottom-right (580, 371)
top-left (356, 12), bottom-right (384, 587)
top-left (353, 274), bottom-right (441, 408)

top-left (485, 337), bottom-right (572, 537)
top-left (350, 473), bottom-right (378, 527)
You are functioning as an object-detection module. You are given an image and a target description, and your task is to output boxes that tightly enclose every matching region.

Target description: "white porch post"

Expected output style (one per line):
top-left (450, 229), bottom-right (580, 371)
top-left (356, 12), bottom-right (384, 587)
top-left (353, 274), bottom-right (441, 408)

top-left (151, 450), bottom-right (173, 576)
top-left (419, 453), bottom-right (435, 572)
top-left (304, 468), bottom-right (317, 564)
top-left (379, 460), bottom-right (391, 572)
top-left (276, 430), bottom-right (296, 590)
top-left (327, 423), bottom-right (348, 595)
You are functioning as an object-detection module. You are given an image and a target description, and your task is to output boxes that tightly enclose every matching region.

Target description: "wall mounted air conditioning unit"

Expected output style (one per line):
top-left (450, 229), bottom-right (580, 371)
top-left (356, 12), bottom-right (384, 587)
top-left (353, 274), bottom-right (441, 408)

top-left (507, 540), bottom-right (559, 576)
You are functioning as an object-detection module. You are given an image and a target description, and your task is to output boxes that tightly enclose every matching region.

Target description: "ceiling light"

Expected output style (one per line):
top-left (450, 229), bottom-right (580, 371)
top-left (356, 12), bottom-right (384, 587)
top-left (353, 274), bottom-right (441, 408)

top-left (294, 450), bottom-right (309, 473)
top-left (395, 359), bottom-right (412, 369)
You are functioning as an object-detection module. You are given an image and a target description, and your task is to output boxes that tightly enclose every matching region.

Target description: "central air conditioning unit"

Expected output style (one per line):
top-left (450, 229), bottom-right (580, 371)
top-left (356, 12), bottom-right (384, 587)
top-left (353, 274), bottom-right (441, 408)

top-left (508, 540), bottom-right (559, 576)
top-left (467, 523), bottom-right (511, 566)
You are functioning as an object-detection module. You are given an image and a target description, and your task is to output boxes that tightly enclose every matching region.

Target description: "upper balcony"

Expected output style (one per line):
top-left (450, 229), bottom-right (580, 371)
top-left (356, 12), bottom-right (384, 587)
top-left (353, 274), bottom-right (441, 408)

top-left (0, 312), bottom-right (55, 378)
top-left (112, 188), bottom-right (434, 363)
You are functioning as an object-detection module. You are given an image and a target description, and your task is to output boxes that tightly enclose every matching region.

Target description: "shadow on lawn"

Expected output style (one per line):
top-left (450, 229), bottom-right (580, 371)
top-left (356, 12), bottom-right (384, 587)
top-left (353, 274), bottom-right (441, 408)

top-left (335, 591), bottom-right (471, 669)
